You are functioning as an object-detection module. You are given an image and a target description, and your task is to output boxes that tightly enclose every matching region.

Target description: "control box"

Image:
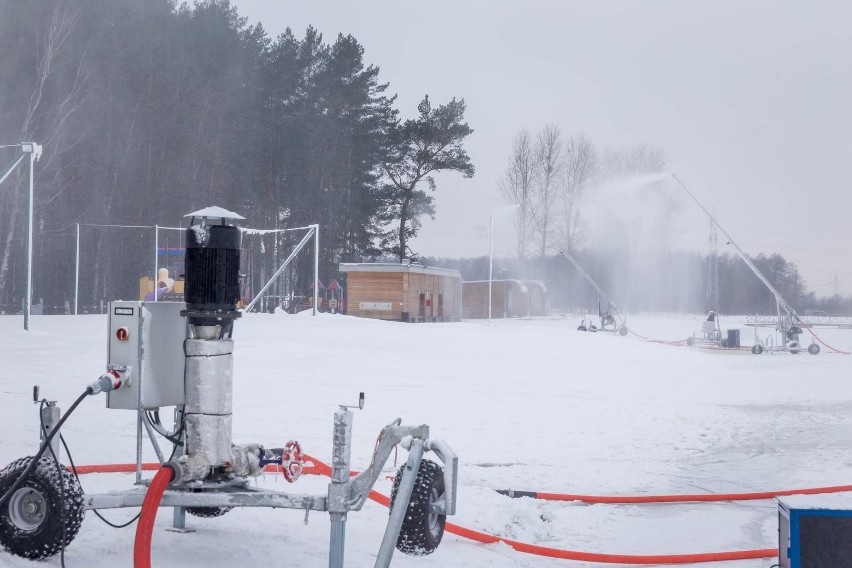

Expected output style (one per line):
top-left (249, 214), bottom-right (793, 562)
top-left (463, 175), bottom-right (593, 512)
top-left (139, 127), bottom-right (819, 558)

top-left (107, 301), bottom-right (187, 410)
top-left (778, 496), bottom-right (852, 568)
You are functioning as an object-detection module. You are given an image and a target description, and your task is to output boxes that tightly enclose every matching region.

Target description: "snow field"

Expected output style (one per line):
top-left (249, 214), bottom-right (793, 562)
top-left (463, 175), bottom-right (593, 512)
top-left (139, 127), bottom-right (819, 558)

top-left (1, 312), bottom-right (851, 567)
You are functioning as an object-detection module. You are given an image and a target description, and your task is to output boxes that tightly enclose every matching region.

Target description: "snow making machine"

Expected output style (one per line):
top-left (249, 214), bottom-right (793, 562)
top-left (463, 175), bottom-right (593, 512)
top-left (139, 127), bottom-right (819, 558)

top-left (563, 251), bottom-right (629, 336)
top-left (672, 175), bottom-right (820, 356)
top-left (0, 207), bottom-right (458, 567)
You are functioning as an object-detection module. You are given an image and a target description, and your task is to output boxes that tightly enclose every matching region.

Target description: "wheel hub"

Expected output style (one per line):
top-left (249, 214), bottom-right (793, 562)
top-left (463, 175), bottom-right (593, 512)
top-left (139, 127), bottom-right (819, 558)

top-left (428, 487), bottom-right (441, 536)
top-left (8, 488), bottom-right (47, 531)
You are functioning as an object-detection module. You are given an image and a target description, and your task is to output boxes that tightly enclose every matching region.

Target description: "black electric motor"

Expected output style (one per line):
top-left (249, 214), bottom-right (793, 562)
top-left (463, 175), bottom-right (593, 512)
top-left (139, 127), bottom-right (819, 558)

top-left (183, 216), bottom-right (242, 330)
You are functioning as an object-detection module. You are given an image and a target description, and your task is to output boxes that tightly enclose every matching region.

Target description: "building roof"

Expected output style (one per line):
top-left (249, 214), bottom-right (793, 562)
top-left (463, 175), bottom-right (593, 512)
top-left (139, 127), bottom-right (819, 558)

top-left (339, 262), bottom-right (461, 279)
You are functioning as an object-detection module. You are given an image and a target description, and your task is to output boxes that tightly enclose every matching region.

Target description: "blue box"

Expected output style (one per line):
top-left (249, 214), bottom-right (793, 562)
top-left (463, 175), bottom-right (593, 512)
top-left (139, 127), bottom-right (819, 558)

top-left (778, 496), bottom-right (852, 568)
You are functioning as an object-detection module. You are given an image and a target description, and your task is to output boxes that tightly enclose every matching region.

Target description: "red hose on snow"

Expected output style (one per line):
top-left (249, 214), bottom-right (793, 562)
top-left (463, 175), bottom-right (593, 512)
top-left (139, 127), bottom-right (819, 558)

top-left (133, 465), bottom-right (174, 568)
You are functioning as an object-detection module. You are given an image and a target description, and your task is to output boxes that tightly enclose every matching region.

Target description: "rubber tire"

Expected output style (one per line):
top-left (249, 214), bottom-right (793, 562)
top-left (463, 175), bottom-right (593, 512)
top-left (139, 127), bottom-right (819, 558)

top-left (577, 325), bottom-right (587, 332)
top-left (0, 456), bottom-right (84, 559)
top-left (390, 459), bottom-right (445, 556)
top-left (808, 343), bottom-right (821, 355)
top-left (788, 341), bottom-right (801, 354)
top-left (186, 506), bottom-right (233, 518)
top-left (751, 344), bottom-right (764, 355)
top-left (619, 326), bottom-right (628, 336)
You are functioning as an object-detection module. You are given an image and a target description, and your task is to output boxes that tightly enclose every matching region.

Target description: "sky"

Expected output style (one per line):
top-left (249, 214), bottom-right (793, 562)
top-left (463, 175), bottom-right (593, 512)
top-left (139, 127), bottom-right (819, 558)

top-left (231, 0), bottom-right (852, 297)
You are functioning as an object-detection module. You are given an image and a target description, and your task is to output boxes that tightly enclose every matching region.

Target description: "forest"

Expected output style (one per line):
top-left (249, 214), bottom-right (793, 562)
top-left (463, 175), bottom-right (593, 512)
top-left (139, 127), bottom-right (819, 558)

top-left (0, 0), bottom-right (472, 313)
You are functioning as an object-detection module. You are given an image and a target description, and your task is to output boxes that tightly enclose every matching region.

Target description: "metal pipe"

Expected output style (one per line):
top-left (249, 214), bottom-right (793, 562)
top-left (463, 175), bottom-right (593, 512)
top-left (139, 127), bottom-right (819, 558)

top-left (374, 439), bottom-right (425, 568)
top-left (74, 223), bottom-right (80, 315)
top-left (313, 224), bottom-right (319, 316)
top-left (562, 250), bottom-right (617, 310)
top-left (0, 152), bottom-right (26, 186)
top-left (244, 227), bottom-right (314, 313)
top-left (142, 413), bottom-right (165, 464)
top-left (671, 174), bottom-right (798, 319)
top-left (153, 225), bottom-right (159, 302)
top-left (24, 151), bottom-right (34, 331)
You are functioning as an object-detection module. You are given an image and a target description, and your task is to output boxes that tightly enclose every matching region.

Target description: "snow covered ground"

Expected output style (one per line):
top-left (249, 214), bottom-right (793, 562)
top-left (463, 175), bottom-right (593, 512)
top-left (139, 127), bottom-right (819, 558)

top-left (1, 311), bottom-right (852, 567)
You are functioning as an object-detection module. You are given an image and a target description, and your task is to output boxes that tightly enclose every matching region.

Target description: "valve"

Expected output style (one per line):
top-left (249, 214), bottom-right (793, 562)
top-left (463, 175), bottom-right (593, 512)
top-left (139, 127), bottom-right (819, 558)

top-left (281, 440), bottom-right (303, 483)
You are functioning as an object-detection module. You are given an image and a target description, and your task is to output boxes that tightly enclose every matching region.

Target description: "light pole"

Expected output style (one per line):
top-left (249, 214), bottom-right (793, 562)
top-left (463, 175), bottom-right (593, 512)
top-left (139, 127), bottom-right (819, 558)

top-left (488, 215), bottom-right (493, 327)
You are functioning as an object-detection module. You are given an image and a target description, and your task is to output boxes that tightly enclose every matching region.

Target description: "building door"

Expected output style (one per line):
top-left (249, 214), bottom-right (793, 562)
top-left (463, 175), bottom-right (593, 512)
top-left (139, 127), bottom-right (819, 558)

top-left (419, 292), bottom-right (426, 320)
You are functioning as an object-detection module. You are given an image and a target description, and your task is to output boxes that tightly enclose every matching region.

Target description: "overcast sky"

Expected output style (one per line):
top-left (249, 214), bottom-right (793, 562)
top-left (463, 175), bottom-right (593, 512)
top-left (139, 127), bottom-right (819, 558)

top-left (233, 0), bottom-right (852, 296)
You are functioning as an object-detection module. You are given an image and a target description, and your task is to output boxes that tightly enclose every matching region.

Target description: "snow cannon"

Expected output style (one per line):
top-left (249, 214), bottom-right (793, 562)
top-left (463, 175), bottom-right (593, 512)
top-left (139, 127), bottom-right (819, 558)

top-left (0, 205), bottom-right (458, 568)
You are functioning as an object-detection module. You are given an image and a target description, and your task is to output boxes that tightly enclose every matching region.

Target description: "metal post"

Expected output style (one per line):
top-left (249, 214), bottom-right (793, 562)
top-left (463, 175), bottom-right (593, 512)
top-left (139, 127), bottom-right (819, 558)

top-left (328, 407), bottom-right (353, 568)
top-left (24, 151), bottom-right (34, 331)
top-left (153, 225), bottom-right (159, 302)
top-left (374, 439), bottom-right (424, 568)
top-left (313, 224), bottom-right (319, 316)
top-left (74, 223), bottom-right (80, 315)
top-left (488, 215), bottom-right (493, 326)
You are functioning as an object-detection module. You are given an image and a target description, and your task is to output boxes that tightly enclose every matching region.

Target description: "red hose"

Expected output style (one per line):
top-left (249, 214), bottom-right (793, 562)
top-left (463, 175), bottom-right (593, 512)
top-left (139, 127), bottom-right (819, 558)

top-left (133, 466), bottom-right (174, 568)
top-left (506, 483), bottom-right (852, 504)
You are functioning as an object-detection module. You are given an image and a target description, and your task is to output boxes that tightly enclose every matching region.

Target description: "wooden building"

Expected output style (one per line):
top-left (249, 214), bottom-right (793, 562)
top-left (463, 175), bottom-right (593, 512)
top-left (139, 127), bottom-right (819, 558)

top-left (339, 263), bottom-right (463, 322)
top-left (462, 280), bottom-right (547, 319)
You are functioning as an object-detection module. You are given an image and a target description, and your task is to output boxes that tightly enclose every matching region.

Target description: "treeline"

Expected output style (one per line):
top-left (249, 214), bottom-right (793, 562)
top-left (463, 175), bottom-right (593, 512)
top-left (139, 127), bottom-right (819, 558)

top-left (424, 251), bottom-right (851, 316)
top-left (0, 0), bottom-right (472, 313)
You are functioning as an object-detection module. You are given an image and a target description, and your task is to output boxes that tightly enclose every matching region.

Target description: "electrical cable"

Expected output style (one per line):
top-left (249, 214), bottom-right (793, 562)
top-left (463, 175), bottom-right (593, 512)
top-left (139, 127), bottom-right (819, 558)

top-left (0, 390), bottom-right (89, 510)
top-left (59, 433), bottom-right (140, 529)
top-left (39, 401), bottom-right (67, 568)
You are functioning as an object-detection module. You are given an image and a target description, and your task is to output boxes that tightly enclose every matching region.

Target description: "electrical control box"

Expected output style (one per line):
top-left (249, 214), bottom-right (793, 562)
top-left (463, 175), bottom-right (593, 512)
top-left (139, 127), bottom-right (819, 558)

top-left (778, 496), bottom-right (852, 568)
top-left (107, 301), bottom-right (187, 410)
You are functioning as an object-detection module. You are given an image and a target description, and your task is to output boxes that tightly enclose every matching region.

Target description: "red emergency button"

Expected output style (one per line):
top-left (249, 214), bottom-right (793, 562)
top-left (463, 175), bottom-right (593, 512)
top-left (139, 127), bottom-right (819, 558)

top-left (116, 327), bottom-right (129, 341)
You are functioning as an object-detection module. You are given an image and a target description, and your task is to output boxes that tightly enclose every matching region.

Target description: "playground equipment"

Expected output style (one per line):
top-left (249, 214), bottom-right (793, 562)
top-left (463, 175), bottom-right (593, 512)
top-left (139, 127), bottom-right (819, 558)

top-left (562, 252), bottom-right (628, 336)
top-left (672, 175), bottom-right (819, 356)
top-left (0, 207), bottom-right (458, 568)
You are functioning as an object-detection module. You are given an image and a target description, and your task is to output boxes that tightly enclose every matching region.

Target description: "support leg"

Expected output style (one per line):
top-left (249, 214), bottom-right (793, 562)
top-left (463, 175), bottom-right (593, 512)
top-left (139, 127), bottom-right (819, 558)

top-left (374, 440), bottom-right (424, 568)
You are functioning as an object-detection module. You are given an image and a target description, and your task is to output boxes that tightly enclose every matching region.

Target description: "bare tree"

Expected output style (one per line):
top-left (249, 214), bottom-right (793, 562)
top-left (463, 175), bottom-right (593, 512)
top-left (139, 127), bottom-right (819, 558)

top-left (557, 132), bottom-right (596, 253)
top-left (498, 129), bottom-right (535, 260)
top-left (530, 124), bottom-right (562, 257)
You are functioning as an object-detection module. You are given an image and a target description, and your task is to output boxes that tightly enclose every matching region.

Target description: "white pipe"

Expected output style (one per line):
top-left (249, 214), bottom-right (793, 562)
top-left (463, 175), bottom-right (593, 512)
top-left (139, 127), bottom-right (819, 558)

top-left (313, 224), bottom-right (319, 316)
top-left (244, 227), bottom-right (314, 313)
top-left (153, 225), bottom-right (158, 302)
top-left (24, 151), bottom-right (34, 331)
top-left (74, 223), bottom-right (80, 315)
top-left (0, 152), bottom-right (26, 186)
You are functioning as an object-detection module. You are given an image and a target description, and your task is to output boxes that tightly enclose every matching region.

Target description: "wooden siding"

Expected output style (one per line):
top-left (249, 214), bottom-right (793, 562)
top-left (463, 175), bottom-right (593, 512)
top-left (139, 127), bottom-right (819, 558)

top-left (344, 270), bottom-right (461, 322)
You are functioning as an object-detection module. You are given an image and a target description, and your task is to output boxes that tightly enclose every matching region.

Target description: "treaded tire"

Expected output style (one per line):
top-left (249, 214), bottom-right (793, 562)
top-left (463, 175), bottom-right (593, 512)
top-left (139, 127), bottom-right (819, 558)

top-left (789, 341), bottom-right (801, 354)
top-left (577, 325), bottom-right (587, 332)
top-left (618, 326), bottom-right (628, 336)
top-left (390, 459), bottom-right (445, 556)
top-left (751, 344), bottom-right (764, 355)
top-left (808, 343), bottom-right (820, 355)
top-left (0, 456), bottom-right (84, 559)
top-left (186, 506), bottom-right (233, 518)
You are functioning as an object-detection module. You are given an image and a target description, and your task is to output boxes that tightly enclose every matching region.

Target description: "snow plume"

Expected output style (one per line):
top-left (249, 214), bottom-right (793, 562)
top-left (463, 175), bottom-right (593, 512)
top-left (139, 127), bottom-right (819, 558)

top-left (579, 173), bottom-right (707, 313)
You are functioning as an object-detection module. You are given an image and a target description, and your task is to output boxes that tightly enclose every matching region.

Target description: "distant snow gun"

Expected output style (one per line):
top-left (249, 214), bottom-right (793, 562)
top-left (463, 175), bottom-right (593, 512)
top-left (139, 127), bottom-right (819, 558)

top-left (562, 251), bottom-right (628, 336)
top-left (0, 207), bottom-right (458, 568)
top-left (672, 175), bottom-right (819, 356)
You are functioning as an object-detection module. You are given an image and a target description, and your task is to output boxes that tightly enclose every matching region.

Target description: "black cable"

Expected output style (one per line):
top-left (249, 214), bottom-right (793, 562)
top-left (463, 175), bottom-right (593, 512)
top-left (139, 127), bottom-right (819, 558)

top-left (59, 433), bottom-right (140, 529)
top-left (0, 390), bottom-right (89, 510)
top-left (40, 400), bottom-right (67, 568)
